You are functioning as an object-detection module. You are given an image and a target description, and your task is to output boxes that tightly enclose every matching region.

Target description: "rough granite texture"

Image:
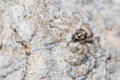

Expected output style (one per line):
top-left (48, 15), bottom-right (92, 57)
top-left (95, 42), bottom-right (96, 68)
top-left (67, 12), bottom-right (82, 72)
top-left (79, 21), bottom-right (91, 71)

top-left (0, 0), bottom-right (120, 80)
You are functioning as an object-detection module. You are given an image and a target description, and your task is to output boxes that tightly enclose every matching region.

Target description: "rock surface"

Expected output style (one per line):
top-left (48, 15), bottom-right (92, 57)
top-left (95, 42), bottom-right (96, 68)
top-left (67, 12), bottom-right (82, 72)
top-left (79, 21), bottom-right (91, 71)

top-left (0, 0), bottom-right (120, 80)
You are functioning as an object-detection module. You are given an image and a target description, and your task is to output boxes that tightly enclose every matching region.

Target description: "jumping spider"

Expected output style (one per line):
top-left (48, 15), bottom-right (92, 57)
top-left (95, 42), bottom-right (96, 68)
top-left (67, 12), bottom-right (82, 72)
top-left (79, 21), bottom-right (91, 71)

top-left (67, 23), bottom-right (100, 54)
top-left (66, 24), bottom-right (100, 78)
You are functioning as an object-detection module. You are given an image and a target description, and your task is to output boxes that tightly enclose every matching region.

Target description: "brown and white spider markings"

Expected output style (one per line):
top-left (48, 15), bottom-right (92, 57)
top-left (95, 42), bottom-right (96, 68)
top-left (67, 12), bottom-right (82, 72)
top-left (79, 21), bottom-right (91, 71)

top-left (67, 23), bottom-right (100, 54)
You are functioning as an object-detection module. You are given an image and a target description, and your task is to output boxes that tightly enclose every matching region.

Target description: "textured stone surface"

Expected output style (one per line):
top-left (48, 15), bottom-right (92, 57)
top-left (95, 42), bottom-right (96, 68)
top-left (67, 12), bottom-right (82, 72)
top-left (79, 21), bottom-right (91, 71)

top-left (0, 0), bottom-right (120, 80)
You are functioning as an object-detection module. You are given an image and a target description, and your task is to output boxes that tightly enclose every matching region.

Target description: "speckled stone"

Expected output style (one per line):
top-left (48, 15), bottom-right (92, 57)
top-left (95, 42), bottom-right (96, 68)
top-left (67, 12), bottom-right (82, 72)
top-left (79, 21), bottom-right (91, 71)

top-left (0, 0), bottom-right (120, 80)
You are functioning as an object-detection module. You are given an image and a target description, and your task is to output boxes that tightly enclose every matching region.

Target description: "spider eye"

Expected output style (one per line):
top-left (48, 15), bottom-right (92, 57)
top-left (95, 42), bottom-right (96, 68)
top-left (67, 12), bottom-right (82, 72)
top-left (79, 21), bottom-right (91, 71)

top-left (72, 34), bottom-right (79, 41)
top-left (78, 36), bottom-right (81, 38)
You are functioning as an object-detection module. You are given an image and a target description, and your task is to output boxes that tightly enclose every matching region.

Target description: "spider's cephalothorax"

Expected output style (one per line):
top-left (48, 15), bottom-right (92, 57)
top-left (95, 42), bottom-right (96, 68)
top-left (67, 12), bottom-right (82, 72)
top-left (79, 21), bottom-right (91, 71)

top-left (72, 24), bottom-right (93, 42)
top-left (72, 28), bottom-right (87, 42)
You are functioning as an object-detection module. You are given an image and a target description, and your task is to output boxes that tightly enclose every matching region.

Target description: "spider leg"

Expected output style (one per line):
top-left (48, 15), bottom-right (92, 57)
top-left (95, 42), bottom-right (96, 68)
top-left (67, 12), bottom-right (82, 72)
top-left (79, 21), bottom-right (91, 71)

top-left (85, 43), bottom-right (97, 68)
top-left (67, 40), bottom-right (73, 47)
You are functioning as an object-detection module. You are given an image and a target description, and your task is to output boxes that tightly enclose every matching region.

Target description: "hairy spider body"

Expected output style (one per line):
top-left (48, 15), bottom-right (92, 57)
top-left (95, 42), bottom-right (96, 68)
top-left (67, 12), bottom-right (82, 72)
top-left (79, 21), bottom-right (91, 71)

top-left (72, 28), bottom-right (87, 42)
top-left (67, 23), bottom-right (101, 56)
top-left (72, 24), bottom-right (93, 42)
top-left (66, 24), bottom-right (100, 78)
top-left (67, 23), bottom-right (95, 46)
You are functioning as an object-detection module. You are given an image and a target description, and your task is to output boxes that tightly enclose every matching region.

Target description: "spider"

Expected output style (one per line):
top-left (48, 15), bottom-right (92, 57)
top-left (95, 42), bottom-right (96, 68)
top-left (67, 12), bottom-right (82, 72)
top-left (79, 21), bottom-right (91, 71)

top-left (67, 23), bottom-right (100, 54)
top-left (66, 24), bottom-right (101, 78)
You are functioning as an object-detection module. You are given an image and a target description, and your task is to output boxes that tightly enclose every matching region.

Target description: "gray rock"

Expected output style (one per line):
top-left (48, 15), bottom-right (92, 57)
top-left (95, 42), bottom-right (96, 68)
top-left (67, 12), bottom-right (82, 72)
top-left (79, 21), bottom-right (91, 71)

top-left (0, 0), bottom-right (120, 80)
